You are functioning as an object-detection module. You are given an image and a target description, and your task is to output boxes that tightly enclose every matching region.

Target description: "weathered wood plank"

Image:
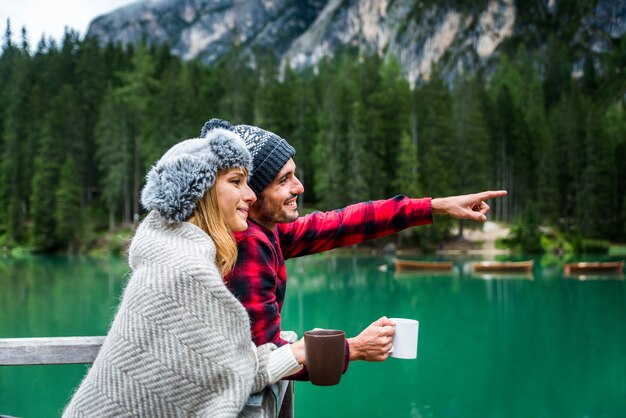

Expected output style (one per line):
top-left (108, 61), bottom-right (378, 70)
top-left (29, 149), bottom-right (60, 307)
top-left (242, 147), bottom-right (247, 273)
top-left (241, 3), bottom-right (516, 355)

top-left (0, 336), bottom-right (105, 365)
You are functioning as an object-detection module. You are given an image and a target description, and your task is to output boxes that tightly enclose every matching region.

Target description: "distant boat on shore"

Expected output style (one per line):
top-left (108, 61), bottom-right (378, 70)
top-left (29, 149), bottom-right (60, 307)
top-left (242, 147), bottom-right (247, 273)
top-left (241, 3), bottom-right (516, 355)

top-left (394, 259), bottom-right (454, 272)
top-left (564, 261), bottom-right (624, 275)
top-left (472, 260), bottom-right (534, 273)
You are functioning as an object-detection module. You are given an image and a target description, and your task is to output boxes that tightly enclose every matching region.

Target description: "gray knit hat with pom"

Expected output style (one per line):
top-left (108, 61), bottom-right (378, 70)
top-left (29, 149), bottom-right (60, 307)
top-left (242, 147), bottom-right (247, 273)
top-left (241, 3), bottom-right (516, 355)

top-left (200, 118), bottom-right (295, 196)
top-left (141, 127), bottom-right (252, 223)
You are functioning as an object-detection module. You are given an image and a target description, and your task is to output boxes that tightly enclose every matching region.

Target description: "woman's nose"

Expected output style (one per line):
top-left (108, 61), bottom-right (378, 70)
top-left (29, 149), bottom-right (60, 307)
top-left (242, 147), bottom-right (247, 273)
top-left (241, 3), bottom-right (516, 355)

top-left (243, 183), bottom-right (257, 204)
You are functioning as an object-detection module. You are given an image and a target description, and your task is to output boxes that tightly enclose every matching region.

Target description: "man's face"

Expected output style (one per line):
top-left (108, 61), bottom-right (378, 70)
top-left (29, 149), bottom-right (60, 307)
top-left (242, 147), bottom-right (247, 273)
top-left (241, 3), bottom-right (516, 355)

top-left (249, 158), bottom-right (304, 230)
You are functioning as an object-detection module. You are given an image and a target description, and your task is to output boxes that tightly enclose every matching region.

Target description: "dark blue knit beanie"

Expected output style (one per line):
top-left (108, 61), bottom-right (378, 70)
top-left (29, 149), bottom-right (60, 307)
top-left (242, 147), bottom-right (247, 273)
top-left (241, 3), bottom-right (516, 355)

top-left (200, 118), bottom-right (295, 195)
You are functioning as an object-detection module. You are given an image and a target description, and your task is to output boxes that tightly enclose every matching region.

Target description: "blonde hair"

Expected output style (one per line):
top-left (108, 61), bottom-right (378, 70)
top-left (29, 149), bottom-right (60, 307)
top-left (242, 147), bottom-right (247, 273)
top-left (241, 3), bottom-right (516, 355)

top-left (188, 169), bottom-right (247, 277)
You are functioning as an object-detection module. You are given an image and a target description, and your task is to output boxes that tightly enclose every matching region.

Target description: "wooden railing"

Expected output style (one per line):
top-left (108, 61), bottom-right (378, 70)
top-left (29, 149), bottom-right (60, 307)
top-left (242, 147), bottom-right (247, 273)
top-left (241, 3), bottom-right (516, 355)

top-left (0, 336), bottom-right (105, 365)
top-left (0, 334), bottom-right (296, 418)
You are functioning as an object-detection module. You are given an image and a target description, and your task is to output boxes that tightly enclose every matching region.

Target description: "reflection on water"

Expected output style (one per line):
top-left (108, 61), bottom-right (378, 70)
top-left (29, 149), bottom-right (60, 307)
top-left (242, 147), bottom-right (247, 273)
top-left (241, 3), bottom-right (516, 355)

top-left (564, 274), bottom-right (625, 281)
top-left (471, 273), bottom-right (534, 280)
top-left (1, 254), bottom-right (625, 417)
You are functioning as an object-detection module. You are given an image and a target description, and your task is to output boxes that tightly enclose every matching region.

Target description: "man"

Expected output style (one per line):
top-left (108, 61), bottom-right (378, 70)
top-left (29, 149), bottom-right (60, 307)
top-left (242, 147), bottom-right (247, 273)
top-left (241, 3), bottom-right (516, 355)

top-left (200, 118), bottom-right (506, 377)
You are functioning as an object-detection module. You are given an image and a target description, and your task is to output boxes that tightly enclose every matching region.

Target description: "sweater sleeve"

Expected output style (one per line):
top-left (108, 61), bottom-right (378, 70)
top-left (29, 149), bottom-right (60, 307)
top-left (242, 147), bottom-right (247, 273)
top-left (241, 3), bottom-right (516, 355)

top-left (251, 343), bottom-right (302, 393)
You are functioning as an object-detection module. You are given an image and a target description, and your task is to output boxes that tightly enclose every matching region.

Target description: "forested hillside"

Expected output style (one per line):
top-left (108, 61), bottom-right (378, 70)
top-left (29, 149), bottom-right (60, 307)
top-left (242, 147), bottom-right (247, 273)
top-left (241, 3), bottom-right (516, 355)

top-left (1, 22), bottom-right (625, 253)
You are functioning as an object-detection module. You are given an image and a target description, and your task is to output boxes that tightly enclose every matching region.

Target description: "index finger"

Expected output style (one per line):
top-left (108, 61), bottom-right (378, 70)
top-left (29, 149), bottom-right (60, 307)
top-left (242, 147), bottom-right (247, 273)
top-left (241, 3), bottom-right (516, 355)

top-left (376, 316), bottom-right (394, 327)
top-left (379, 325), bottom-right (396, 336)
top-left (477, 190), bottom-right (507, 200)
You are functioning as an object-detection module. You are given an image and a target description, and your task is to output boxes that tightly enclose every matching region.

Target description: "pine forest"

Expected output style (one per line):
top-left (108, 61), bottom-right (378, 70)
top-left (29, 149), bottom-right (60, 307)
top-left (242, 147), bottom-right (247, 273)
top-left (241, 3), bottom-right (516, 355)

top-left (1, 23), bottom-right (625, 254)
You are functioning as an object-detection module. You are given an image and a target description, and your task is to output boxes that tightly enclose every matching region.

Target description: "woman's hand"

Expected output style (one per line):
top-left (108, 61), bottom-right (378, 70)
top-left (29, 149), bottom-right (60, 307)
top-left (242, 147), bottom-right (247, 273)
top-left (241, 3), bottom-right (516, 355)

top-left (290, 338), bottom-right (306, 365)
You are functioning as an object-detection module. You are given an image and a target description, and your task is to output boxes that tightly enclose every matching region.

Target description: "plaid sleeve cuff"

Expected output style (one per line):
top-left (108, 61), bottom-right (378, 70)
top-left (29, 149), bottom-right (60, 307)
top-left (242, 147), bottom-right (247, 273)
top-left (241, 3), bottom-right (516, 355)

top-left (409, 197), bottom-right (433, 226)
top-left (343, 338), bottom-right (350, 374)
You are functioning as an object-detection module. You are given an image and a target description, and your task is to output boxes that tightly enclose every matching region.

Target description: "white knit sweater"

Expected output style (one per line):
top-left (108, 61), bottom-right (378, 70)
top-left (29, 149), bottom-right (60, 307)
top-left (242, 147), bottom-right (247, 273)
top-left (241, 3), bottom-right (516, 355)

top-left (63, 211), bottom-right (301, 417)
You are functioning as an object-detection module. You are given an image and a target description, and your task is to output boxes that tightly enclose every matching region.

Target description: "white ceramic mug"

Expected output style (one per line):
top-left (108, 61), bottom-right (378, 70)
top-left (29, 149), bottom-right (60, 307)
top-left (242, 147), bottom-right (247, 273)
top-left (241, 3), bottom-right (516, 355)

top-left (389, 318), bottom-right (419, 359)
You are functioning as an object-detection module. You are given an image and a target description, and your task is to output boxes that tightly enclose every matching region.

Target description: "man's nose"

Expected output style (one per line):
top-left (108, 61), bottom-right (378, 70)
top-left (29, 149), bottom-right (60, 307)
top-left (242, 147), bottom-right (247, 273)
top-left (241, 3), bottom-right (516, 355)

top-left (291, 176), bottom-right (304, 194)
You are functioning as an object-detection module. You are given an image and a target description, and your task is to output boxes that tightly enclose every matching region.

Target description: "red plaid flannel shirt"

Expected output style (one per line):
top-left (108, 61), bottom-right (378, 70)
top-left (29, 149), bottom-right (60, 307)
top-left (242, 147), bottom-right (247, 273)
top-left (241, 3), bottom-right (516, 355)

top-left (225, 195), bottom-right (433, 379)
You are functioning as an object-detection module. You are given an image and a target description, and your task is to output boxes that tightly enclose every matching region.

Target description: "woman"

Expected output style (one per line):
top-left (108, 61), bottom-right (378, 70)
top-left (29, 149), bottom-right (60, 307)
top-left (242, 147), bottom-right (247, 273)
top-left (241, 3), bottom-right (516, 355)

top-left (63, 125), bottom-right (305, 417)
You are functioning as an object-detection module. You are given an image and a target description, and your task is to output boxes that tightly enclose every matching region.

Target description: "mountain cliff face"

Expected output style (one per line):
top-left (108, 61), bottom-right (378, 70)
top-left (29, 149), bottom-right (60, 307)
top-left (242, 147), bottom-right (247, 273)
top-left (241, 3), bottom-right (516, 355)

top-left (87, 0), bottom-right (626, 83)
top-left (88, 0), bottom-right (327, 62)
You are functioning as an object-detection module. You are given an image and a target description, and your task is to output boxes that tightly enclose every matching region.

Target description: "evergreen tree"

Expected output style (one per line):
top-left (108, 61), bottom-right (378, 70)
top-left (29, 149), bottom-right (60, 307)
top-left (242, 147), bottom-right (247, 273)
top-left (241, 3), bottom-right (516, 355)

top-left (414, 67), bottom-right (454, 242)
top-left (346, 100), bottom-right (369, 203)
top-left (30, 123), bottom-right (59, 252)
top-left (488, 51), bottom-right (540, 223)
top-left (30, 86), bottom-right (82, 250)
top-left (19, 26), bottom-right (30, 56)
top-left (489, 54), bottom-right (524, 109)
top-left (216, 41), bottom-right (255, 123)
top-left (115, 41), bottom-right (158, 220)
top-left (76, 35), bottom-right (106, 203)
top-left (392, 130), bottom-right (420, 197)
top-left (548, 99), bottom-right (574, 230)
top-left (58, 30), bottom-right (80, 85)
top-left (253, 53), bottom-right (287, 134)
top-left (314, 55), bottom-right (351, 208)
top-left (600, 35), bottom-right (626, 106)
top-left (578, 107), bottom-right (615, 238)
top-left (543, 36), bottom-right (572, 109)
top-left (581, 52), bottom-right (598, 94)
top-left (0, 20), bottom-right (14, 230)
top-left (605, 102), bottom-right (626, 240)
top-left (368, 57), bottom-right (410, 198)
top-left (415, 67), bottom-right (453, 198)
top-left (514, 46), bottom-right (559, 224)
top-left (190, 58), bottom-right (224, 129)
top-left (450, 74), bottom-right (490, 235)
top-left (490, 85), bottom-right (528, 223)
top-left (535, 135), bottom-right (560, 225)
top-left (451, 74), bottom-right (490, 193)
top-left (101, 41), bottom-right (131, 84)
top-left (178, 60), bottom-right (212, 136)
top-left (1, 44), bottom-right (31, 243)
top-left (558, 90), bottom-right (586, 231)
top-left (95, 87), bottom-right (132, 229)
top-left (55, 157), bottom-right (82, 251)
top-left (142, 58), bottom-right (186, 168)
top-left (286, 66), bottom-right (318, 205)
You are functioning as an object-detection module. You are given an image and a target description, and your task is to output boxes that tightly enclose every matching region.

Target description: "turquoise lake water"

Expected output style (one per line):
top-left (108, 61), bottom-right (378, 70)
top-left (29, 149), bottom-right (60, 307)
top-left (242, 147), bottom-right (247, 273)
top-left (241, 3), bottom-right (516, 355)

top-left (1, 254), bottom-right (625, 417)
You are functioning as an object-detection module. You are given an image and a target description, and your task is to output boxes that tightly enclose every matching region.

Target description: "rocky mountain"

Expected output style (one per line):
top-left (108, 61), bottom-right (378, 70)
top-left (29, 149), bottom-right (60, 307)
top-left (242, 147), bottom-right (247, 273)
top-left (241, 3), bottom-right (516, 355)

top-left (87, 0), bottom-right (626, 83)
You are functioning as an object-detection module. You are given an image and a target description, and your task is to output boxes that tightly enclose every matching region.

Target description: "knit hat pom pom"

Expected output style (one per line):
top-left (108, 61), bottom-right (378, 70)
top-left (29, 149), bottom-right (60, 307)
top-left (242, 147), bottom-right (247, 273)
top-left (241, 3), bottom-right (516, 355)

top-left (200, 118), bottom-right (233, 138)
top-left (209, 133), bottom-right (254, 174)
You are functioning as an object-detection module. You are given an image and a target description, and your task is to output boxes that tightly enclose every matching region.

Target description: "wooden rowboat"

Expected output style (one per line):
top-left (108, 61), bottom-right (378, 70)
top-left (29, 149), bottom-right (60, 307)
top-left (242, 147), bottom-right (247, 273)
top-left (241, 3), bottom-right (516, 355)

top-left (564, 261), bottom-right (624, 275)
top-left (472, 260), bottom-right (534, 273)
top-left (394, 259), bottom-right (453, 272)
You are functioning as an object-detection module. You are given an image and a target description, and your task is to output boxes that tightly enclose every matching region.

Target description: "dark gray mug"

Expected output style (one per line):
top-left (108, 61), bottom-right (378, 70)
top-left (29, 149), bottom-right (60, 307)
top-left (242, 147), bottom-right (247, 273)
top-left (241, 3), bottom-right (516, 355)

top-left (304, 329), bottom-right (345, 386)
